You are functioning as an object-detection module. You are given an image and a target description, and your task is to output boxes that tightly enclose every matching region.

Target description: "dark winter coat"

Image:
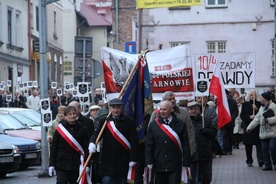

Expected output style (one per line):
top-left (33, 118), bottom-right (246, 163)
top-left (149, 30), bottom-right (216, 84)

top-left (224, 98), bottom-right (239, 128)
top-left (78, 113), bottom-right (95, 138)
top-left (90, 114), bottom-right (139, 176)
top-left (50, 121), bottom-right (89, 171)
top-left (145, 113), bottom-right (190, 172)
top-left (190, 115), bottom-right (217, 162)
top-left (240, 100), bottom-right (261, 145)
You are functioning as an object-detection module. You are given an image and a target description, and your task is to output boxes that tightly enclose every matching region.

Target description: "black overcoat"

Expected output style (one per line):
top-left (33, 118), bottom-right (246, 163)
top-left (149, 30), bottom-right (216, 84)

top-left (240, 100), bottom-right (261, 145)
top-left (145, 113), bottom-right (190, 172)
top-left (50, 121), bottom-right (89, 171)
top-left (90, 114), bottom-right (139, 176)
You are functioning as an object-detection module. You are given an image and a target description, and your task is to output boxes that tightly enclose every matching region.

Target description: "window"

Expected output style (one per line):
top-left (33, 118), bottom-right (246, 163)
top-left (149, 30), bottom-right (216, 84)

top-left (36, 6), bottom-right (39, 31)
top-left (207, 41), bottom-right (226, 53)
top-left (7, 9), bottom-right (12, 44)
top-left (53, 11), bottom-right (57, 39)
top-left (15, 11), bottom-right (21, 47)
top-left (206, 0), bottom-right (227, 8)
top-left (271, 39), bottom-right (275, 76)
top-left (30, 3), bottom-right (33, 29)
top-left (170, 42), bottom-right (190, 48)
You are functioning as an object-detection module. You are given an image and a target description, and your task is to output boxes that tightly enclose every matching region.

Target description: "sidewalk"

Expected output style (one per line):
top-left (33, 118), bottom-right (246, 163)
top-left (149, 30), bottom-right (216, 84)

top-left (212, 144), bottom-right (276, 184)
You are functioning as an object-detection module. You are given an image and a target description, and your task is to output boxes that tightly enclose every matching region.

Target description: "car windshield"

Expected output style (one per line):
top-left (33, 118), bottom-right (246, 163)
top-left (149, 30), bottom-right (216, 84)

top-left (9, 113), bottom-right (40, 127)
top-left (15, 110), bottom-right (41, 123)
top-left (0, 114), bottom-right (28, 131)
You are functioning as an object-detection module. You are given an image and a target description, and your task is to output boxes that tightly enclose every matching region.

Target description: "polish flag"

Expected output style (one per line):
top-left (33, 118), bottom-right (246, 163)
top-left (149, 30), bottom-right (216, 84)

top-left (209, 63), bottom-right (231, 128)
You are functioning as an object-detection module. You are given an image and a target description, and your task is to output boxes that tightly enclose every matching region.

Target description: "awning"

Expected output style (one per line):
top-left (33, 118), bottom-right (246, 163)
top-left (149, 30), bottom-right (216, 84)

top-left (31, 52), bottom-right (51, 62)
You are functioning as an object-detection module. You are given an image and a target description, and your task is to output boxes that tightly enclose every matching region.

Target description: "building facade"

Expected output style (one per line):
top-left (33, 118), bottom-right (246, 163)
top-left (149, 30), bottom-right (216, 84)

top-left (140, 0), bottom-right (275, 94)
top-left (0, 0), bottom-right (30, 93)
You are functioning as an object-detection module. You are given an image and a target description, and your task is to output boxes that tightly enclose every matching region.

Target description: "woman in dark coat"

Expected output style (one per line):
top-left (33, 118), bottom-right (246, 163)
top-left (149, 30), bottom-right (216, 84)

top-left (240, 91), bottom-right (263, 167)
top-left (49, 106), bottom-right (89, 183)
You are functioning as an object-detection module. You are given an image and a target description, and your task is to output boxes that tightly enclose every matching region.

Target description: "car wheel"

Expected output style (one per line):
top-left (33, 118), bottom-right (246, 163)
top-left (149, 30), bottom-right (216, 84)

top-left (0, 172), bottom-right (8, 178)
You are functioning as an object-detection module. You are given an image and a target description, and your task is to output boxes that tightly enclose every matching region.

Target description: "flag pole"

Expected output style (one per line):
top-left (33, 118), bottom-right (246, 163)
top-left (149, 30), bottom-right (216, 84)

top-left (77, 53), bottom-right (142, 182)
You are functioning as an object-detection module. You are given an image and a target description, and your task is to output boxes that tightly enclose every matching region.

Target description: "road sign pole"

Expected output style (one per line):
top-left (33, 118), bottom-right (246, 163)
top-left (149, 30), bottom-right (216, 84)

top-left (38, 0), bottom-right (49, 177)
top-left (82, 40), bottom-right (86, 82)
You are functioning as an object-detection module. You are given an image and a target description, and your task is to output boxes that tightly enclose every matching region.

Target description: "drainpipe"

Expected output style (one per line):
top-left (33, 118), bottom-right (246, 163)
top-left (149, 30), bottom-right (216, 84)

top-left (27, 0), bottom-right (32, 80)
top-left (115, 0), bottom-right (119, 49)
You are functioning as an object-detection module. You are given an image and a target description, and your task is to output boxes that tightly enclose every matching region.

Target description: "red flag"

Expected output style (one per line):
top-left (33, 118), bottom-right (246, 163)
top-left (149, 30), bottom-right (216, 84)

top-left (209, 63), bottom-right (231, 128)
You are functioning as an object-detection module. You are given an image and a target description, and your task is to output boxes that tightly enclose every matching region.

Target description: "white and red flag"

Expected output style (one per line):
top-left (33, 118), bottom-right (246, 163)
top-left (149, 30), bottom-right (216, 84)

top-left (209, 63), bottom-right (231, 128)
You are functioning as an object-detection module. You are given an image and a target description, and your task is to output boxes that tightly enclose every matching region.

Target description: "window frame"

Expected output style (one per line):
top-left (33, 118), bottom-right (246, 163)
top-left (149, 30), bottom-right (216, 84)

top-left (15, 10), bottom-right (21, 47)
top-left (7, 7), bottom-right (13, 45)
top-left (205, 0), bottom-right (227, 8)
top-left (206, 41), bottom-right (227, 53)
top-left (170, 41), bottom-right (190, 48)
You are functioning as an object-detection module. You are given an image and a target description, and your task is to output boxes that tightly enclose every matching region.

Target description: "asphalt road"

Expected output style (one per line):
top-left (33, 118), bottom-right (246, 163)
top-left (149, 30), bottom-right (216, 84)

top-left (0, 165), bottom-right (56, 184)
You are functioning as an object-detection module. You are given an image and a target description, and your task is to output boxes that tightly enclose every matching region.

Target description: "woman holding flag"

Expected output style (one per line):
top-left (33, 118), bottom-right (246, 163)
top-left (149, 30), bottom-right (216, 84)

top-left (49, 106), bottom-right (90, 184)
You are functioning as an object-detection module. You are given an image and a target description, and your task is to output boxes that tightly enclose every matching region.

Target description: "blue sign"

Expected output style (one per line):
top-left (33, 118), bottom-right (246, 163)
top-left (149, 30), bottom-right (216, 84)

top-left (125, 41), bottom-right (137, 54)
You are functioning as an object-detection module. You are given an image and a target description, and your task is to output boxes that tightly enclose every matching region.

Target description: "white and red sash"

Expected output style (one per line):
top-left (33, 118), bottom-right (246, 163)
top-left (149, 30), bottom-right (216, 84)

top-left (107, 120), bottom-right (131, 152)
top-left (155, 118), bottom-right (191, 183)
top-left (107, 121), bottom-right (135, 181)
top-left (56, 124), bottom-right (92, 184)
top-left (155, 118), bottom-right (183, 154)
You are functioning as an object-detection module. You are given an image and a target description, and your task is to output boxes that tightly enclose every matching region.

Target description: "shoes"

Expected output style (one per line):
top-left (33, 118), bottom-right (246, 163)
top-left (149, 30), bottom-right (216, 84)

top-left (228, 152), bottom-right (233, 155)
top-left (247, 164), bottom-right (253, 167)
top-left (259, 162), bottom-right (264, 167)
top-left (262, 165), bottom-right (273, 171)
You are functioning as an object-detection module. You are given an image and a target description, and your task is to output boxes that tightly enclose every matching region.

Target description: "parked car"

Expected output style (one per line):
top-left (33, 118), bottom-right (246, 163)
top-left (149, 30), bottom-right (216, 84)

top-left (0, 141), bottom-right (21, 178)
top-left (0, 108), bottom-right (41, 131)
top-left (0, 111), bottom-right (41, 142)
top-left (0, 129), bottom-right (41, 170)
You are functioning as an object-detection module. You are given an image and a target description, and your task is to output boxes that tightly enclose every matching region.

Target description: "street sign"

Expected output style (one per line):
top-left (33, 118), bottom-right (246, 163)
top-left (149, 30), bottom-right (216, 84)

top-left (125, 41), bottom-right (137, 54)
top-left (92, 59), bottom-right (102, 78)
top-left (75, 36), bottom-right (93, 56)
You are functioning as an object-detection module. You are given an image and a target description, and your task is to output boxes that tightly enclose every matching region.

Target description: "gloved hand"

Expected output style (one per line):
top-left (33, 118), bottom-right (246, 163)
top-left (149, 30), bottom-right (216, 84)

top-left (129, 161), bottom-right (137, 167)
top-left (86, 167), bottom-right (90, 173)
top-left (88, 143), bottom-right (96, 153)
top-left (147, 164), bottom-right (153, 169)
top-left (48, 166), bottom-right (55, 177)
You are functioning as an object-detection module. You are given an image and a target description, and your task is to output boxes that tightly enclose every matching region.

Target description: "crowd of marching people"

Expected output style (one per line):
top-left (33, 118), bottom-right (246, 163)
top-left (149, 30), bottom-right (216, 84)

top-left (3, 86), bottom-right (276, 184)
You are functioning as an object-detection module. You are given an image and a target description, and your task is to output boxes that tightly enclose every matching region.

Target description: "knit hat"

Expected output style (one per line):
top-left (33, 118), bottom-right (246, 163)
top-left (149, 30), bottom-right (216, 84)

top-left (261, 91), bottom-right (272, 101)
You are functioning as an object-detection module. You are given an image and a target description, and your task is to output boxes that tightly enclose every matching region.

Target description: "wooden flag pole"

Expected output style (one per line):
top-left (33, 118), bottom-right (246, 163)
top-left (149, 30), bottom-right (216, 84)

top-left (77, 53), bottom-right (142, 182)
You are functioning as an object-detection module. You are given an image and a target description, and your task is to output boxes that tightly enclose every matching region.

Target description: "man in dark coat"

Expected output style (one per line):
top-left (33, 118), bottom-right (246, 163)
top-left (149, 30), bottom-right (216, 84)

top-left (241, 91), bottom-right (263, 167)
top-left (188, 102), bottom-right (217, 184)
top-left (146, 100), bottom-right (190, 184)
top-left (221, 90), bottom-right (239, 155)
top-left (89, 98), bottom-right (139, 184)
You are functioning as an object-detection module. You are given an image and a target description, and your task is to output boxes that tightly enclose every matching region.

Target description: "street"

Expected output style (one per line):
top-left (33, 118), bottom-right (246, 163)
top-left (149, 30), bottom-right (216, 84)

top-left (1, 144), bottom-right (276, 184)
top-left (0, 166), bottom-right (55, 184)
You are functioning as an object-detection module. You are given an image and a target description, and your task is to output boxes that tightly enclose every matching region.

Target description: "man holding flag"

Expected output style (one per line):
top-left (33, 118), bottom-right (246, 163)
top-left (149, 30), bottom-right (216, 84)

top-left (88, 98), bottom-right (139, 184)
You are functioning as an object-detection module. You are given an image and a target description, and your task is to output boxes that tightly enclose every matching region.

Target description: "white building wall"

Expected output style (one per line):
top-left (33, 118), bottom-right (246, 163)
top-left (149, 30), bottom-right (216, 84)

top-left (0, 0), bottom-right (30, 92)
top-left (142, 0), bottom-right (274, 93)
top-left (62, 0), bottom-right (77, 84)
top-left (81, 26), bottom-right (107, 88)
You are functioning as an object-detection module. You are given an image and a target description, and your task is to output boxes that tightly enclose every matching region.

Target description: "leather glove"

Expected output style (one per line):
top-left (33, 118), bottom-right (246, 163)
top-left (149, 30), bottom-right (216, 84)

top-left (129, 161), bottom-right (137, 167)
top-left (147, 164), bottom-right (153, 169)
top-left (48, 166), bottom-right (55, 177)
top-left (88, 143), bottom-right (96, 153)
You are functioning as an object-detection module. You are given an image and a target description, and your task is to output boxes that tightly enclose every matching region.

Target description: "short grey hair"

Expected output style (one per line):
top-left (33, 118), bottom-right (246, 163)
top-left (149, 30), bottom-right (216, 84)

top-left (162, 91), bottom-right (175, 101)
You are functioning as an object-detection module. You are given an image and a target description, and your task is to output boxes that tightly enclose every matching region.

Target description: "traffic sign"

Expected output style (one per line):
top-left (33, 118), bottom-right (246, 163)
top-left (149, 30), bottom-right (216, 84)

top-left (125, 41), bottom-right (137, 54)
